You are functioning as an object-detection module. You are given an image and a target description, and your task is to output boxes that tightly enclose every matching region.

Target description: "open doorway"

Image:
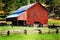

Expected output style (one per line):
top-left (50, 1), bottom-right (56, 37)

top-left (34, 22), bottom-right (43, 27)
top-left (12, 21), bottom-right (17, 26)
top-left (18, 20), bottom-right (26, 26)
top-left (34, 22), bottom-right (40, 27)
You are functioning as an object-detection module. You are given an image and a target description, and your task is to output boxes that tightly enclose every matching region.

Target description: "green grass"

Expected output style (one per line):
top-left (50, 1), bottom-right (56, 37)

top-left (0, 34), bottom-right (60, 40)
top-left (0, 26), bottom-right (37, 31)
top-left (48, 19), bottom-right (60, 25)
top-left (0, 26), bottom-right (59, 40)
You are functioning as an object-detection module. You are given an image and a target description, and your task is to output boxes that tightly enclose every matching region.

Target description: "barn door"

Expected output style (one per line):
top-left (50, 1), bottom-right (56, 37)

top-left (33, 22), bottom-right (40, 27)
top-left (33, 22), bottom-right (43, 27)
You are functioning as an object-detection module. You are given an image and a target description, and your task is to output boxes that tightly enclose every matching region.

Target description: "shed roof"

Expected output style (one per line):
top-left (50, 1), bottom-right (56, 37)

top-left (6, 3), bottom-right (35, 18)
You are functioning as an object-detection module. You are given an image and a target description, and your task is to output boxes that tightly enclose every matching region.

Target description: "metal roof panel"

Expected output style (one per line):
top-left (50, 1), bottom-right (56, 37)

top-left (6, 3), bottom-right (35, 18)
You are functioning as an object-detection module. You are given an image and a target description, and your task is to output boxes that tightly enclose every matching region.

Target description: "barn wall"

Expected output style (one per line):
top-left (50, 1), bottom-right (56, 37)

top-left (17, 11), bottom-right (27, 20)
top-left (27, 3), bottom-right (48, 25)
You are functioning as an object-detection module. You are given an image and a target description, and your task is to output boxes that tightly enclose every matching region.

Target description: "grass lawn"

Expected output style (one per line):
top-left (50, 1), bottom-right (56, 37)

top-left (48, 19), bottom-right (60, 25)
top-left (0, 34), bottom-right (60, 40)
top-left (0, 26), bottom-right (37, 31)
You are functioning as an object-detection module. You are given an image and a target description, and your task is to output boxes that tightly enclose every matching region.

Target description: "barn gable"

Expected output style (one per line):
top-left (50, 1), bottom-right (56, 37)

top-left (26, 3), bottom-right (48, 24)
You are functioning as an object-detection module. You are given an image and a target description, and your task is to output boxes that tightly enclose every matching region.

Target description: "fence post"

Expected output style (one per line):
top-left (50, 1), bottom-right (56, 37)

top-left (7, 30), bottom-right (10, 35)
top-left (48, 29), bottom-right (50, 34)
top-left (24, 30), bottom-right (27, 34)
top-left (38, 29), bottom-right (42, 34)
top-left (56, 28), bottom-right (59, 34)
top-left (11, 24), bottom-right (13, 28)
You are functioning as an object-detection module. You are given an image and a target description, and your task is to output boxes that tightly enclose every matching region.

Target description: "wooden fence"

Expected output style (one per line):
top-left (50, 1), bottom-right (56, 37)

top-left (0, 29), bottom-right (60, 35)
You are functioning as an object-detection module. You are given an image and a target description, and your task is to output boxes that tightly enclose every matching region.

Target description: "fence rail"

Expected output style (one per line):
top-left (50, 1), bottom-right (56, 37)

top-left (0, 29), bottom-right (60, 35)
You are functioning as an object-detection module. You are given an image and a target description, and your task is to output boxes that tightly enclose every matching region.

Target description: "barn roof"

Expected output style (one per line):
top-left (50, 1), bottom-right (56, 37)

top-left (6, 2), bottom-right (48, 18)
top-left (6, 3), bottom-right (35, 18)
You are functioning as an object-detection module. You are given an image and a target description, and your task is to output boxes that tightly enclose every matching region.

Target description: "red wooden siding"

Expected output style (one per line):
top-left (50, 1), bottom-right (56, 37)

top-left (27, 3), bottom-right (48, 25)
top-left (17, 11), bottom-right (27, 20)
top-left (17, 3), bottom-right (48, 25)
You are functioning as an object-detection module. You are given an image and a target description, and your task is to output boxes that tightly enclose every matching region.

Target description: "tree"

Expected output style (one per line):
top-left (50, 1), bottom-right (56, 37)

top-left (43, 0), bottom-right (60, 18)
top-left (27, 0), bottom-right (30, 4)
top-left (0, 0), bottom-right (3, 11)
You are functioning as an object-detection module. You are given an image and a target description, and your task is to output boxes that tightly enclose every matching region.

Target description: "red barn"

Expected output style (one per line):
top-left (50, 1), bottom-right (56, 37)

top-left (6, 2), bottom-right (48, 26)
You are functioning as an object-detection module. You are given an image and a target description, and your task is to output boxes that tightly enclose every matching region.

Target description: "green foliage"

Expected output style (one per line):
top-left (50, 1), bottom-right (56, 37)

top-left (2, 0), bottom-right (21, 12)
top-left (44, 0), bottom-right (60, 18)
top-left (53, 0), bottom-right (60, 5)
top-left (27, 0), bottom-right (30, 4)
top-left (44, 0), bottom-right (54, 5)
top-left (0, 0), bottom-right (3, 10)
top-left (48, 19), bottom-right (60, 25)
